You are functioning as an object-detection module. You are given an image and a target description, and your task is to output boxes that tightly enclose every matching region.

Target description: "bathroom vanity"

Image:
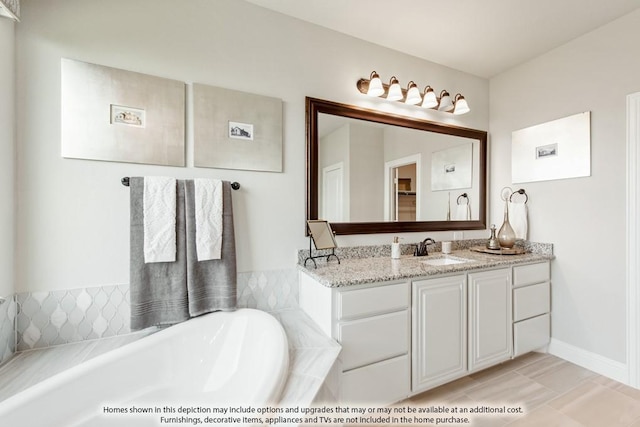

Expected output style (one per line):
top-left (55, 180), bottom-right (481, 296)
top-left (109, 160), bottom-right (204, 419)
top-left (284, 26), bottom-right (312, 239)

top-left (298, 246), bottom-right (552, 404)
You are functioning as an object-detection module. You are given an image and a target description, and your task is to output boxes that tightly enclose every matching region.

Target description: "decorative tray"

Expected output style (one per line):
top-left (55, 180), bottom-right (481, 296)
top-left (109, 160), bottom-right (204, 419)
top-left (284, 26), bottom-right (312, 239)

top-left (470, 246), bottom-right (526, 255)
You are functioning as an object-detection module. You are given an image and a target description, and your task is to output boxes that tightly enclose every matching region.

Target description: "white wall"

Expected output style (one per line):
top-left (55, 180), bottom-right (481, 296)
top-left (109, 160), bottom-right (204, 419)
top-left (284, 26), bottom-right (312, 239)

top-left (490, 9), bottom-right (640, 364)
top-left (384, 127), bottom-right (480, 222)
top-left (14, 0), bottom-right (489, 293)
top-left (349, 123), bottom-right (384, 222)
top-left (0, 18), bottom-right (15, 298)
top-left (319, 124), bottom-right (350, 221)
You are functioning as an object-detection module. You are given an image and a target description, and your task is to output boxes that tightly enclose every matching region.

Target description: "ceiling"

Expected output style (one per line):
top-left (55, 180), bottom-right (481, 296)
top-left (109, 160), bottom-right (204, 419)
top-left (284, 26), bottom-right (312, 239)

top-left (245, 0), bottom-right (640, 78)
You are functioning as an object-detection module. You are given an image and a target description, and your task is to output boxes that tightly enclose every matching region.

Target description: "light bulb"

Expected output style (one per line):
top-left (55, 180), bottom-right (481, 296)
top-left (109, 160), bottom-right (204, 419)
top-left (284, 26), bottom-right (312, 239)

top-left (438, 90), bottom-right (454, 112)
top-left (453, 94), bottom-right (470, 115)
top-left (421, 86), bottom-right (438, 108)
top-left (387, 76), bottom-right (403, 101)
top-left (405, 81), bottom-right (421, 105)
top-left (367, 71), bottom-right (384, 97)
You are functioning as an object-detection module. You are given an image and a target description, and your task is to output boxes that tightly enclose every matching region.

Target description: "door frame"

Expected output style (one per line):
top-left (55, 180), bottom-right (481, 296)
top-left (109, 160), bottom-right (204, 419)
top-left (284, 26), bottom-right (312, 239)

top-left (384, 154), bottom-right (422, 221)
top-left (627, 91), bottom-right (640, 388)
top-left (321, 162), bottom-right (345, 222)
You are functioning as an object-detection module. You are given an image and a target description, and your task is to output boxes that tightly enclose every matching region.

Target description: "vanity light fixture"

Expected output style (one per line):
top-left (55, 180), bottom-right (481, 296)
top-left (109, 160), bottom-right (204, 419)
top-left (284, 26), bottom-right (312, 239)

top-left (405, 81), bottom-right (422, 105)
top-left (386, 76), bottom-right (403, 101)
top-left (452, 93), bottom-right (470, 115)
top-left (356, 71), bottom-right (470, 114)
top-left (421, 86), bottom-right (438, 109)
top-left (366, 71), bottom-right (385, 97)
top-left (437, 90), bottom-right (454, 112)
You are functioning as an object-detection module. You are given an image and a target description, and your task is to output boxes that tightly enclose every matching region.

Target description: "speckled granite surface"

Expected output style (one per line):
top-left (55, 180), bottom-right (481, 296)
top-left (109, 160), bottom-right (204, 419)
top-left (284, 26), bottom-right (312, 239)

top-left (298, 240), bottom-right (553, 288)
top-left (297, 239), bottom-right (552, 266)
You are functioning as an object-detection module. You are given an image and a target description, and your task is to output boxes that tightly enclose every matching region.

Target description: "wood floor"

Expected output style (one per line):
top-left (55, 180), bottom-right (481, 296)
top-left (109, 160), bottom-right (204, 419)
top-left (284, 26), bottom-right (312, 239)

top-left (397, 352), bottom-right (640, 427)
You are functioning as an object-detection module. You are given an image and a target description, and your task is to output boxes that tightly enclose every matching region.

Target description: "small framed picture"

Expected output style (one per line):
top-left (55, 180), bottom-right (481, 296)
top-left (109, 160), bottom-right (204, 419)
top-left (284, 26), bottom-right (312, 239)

top-left (536, 143), bottom-right (558, 159)
top-left (228, 121), bottom-right (254, 141)
top-left (445, 164), bottom-right (456, 174)
top-left (110, 105), bottom-right (145, 128)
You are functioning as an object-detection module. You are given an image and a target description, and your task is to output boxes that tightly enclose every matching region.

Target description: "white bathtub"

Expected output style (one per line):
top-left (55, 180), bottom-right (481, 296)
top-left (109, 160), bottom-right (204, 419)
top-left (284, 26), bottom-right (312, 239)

top-left (0, 308), bottom-right (289, 426)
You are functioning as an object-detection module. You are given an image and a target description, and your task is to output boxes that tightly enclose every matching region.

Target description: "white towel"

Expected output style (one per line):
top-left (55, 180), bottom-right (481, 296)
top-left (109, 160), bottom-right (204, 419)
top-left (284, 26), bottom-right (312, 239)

top-left (508, 202), bottom-right (528, 240)
top-left (455, 203), bottom-right (471, 220)
top-left (143, 176), bottom-right (177, 263)
top-left (194, 178), bottom-right (223, 261)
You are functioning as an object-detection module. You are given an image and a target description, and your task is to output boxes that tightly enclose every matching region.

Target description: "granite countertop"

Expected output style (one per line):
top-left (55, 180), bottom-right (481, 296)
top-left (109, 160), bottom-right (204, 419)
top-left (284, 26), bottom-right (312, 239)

top-left (298, 248), bottom-right (553, 288)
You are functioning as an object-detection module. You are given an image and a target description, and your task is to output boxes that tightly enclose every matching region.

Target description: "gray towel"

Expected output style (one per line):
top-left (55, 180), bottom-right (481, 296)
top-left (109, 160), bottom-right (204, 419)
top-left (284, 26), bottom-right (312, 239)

top-left (184, 180), bottom-right (237, 316)
top-left (129, 177), bottom-right (189, 330)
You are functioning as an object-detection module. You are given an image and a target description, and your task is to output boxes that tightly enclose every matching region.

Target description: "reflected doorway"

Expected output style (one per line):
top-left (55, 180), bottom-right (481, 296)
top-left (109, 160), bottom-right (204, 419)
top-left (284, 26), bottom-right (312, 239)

top-left (321, 162), bottom-right (344, 222)
top-left (395, 164), bottom-right (417, 221)
top-left (384, 154), bottom-right (421, 222)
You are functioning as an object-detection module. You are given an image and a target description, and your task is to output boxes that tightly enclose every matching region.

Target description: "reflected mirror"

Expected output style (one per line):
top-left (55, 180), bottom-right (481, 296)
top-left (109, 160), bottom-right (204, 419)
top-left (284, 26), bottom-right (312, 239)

top-left (306, 97), bottom-right (487, 235)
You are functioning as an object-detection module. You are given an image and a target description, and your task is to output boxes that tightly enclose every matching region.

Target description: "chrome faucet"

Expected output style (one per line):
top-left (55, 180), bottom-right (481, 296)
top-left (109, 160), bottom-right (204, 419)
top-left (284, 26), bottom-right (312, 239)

top-left (414, 238), bottom-right (436, 257)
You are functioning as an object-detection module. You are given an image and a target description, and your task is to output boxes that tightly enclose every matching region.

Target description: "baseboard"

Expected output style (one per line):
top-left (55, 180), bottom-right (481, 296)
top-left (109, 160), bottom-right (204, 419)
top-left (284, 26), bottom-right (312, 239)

top-left (548, 338), bottom-right (629, 384)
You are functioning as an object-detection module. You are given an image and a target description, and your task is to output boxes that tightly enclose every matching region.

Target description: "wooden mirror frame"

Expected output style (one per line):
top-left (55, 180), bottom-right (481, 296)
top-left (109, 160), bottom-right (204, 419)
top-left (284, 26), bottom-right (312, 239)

top-left (306, 97), bottom-right (488, 235)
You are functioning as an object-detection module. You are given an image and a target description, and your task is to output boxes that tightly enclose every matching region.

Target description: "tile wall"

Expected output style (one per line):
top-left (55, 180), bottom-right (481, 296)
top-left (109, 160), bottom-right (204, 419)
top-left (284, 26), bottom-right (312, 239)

top-left (0, 296), bottom-right (16, 364)
top-left (16, 285), bottom-right (130, 351)
top-left (8, 267), bottom-right (299, 353)
top-left (237, 268), bottom-right (298, 311)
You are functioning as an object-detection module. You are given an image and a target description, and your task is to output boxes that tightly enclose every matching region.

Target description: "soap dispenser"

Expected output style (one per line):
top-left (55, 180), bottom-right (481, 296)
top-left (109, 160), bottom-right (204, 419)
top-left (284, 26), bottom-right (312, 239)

top-left (391, 237), bottom-right (401, 259)
top-left (486, 224), bottom-right (501, 250)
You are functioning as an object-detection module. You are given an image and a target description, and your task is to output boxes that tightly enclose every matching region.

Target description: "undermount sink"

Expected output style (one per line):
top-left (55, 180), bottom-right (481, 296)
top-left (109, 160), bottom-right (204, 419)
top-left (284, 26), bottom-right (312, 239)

top-left (421, 256), bottom-right (473, 266)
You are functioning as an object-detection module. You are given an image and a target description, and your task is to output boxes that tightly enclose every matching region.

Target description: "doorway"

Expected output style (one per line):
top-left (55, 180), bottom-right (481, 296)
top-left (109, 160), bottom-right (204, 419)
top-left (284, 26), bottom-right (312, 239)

top-left (384, 154), bottom-right (421, 221)
top-left (321, 162), bottom-right (344, 222)
top-left (627, 91), bottom-right (640, 388)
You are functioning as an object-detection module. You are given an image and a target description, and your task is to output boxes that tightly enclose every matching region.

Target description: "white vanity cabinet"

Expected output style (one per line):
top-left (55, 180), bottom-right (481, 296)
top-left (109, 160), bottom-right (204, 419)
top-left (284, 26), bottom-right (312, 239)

top-left (299, 273), bottom-right (411, 405)
top-left (299, 257), bottom-right (551, 403)
top-left (412, 275), bottom-right (467, 392)
top-left (512, 261), bottom-right (551, 356)
top-left (412, 268), bottom-right (512, 393)
top-left (468, 268), bottom-right (512, 372)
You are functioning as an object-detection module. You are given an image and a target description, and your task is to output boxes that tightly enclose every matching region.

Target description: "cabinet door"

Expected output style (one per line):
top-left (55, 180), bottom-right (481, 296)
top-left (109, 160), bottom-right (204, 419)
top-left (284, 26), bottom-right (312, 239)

top-left (468, 268), bottom-right (512, 372)
top-left (412, 275), bottom-right (467, 393)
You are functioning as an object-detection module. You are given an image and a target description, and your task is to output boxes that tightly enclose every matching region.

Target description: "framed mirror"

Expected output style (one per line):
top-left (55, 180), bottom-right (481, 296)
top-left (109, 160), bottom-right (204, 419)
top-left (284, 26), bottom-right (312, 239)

top-left (306, 97), bottom-right (488, 235)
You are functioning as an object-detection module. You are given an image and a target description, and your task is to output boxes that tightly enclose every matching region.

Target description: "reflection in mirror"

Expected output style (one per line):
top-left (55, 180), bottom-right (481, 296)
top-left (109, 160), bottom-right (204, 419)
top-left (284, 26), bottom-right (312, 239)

top-left (307, 97), bottom-right (487, 235)
top-left (318, 114), bottom-right (480, 223)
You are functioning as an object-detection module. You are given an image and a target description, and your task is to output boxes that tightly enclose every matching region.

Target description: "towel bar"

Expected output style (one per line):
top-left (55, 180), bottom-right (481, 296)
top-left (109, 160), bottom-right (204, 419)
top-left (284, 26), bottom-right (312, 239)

top-left (501, 186), bottom-right (528, 204)
top-left (509, 188), bottom-right (528, 204)
top-left (121, 177), bottom-right (240, 190)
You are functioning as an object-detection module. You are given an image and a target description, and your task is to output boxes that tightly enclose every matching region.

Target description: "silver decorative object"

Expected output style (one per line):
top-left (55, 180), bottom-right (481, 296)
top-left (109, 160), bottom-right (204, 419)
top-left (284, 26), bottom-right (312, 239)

top-left (193, 83), bottom-right (283, 172)
top-left (0, 0), bottom-right (20, 21)
top-left (61, 58), bottom-right (186, 167)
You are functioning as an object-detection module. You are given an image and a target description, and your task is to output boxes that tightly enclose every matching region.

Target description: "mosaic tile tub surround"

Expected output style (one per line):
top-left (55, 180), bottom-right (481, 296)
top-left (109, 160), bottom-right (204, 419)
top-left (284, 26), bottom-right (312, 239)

top-left (0, 296), bottom-right (16, 364)
top-left (13, 268), bottom-right (299, 352)
top-left (237, 268), bottom-right (298, 311)
top-left (16, 285), bottom-right (131, 351)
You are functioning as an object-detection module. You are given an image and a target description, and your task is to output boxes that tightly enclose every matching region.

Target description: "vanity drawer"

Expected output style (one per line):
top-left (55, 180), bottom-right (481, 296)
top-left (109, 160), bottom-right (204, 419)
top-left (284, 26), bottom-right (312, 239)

top-left (337, 310), bottom-right (409, 371)
top-left (341, 354), bottom-right (410, 404)
top-left (513, 262), bottom-right (550, 288)
top-left (336, 282), bottom-right (409, 320)
top-left (513, 282), bottom-right (550, 321)
top-left (513, 314), bottom-right (550, 356)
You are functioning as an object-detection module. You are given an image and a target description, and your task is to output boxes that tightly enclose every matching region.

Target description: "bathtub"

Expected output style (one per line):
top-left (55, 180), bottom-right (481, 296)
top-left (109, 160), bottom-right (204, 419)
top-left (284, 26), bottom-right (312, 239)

top-left (0, 308), bottom-right (289, 426)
